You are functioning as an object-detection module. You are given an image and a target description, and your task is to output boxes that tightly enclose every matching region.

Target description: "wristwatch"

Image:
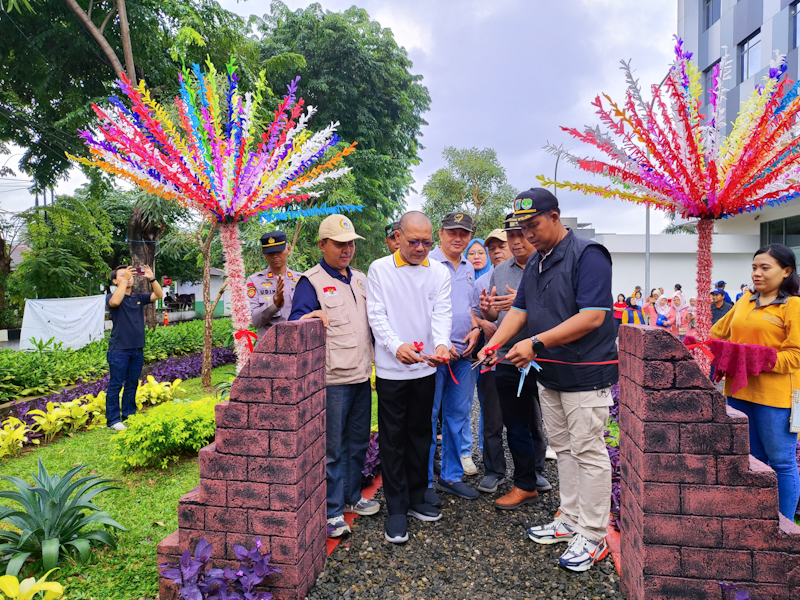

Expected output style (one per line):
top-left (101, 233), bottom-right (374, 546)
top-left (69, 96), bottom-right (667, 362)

top-left (530, 336), bottom-right (545, 354)
top-left (147, 278), bottom-right (157, 283)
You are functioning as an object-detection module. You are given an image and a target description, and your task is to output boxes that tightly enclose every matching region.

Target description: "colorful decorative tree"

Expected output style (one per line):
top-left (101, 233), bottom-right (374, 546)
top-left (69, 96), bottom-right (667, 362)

top-left (537, 38), bottom-right (800, 373)
top-left (69, 60), bottom-right (355, 370)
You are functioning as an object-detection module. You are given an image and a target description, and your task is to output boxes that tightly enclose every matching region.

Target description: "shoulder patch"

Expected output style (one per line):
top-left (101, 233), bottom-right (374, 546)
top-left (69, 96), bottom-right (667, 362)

top-left (248, 287), bottom-right (256, 298)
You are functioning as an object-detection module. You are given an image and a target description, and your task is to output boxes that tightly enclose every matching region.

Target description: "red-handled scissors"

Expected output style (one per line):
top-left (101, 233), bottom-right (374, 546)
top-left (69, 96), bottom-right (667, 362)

top-left (474, 343), bottom-right (501, 372)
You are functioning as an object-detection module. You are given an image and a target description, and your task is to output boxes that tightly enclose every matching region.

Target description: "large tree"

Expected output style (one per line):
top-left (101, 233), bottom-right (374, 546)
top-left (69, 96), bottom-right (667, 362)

top-left (422, 147), bottom-right (518, 239)
top-left (256, 1), bottom-right (431, 247)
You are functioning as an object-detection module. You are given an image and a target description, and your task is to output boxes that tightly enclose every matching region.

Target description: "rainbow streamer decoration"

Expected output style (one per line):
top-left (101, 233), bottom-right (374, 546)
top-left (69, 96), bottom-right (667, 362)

top-left (537, 37), bottom-right (800, 373)
top-left (260, 203), bottom-right (364, 224)
top-left (69, 59), bottom-right (356, 369)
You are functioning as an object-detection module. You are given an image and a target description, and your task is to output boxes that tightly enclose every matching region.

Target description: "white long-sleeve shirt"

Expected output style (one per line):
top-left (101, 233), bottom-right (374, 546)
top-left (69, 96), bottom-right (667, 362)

top-left (367, 251), bottom-right (453, 380)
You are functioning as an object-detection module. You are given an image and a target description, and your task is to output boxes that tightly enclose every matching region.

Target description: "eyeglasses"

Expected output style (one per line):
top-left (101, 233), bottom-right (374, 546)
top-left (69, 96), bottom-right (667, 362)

top-left (399, 229), bottom-right (434, 249)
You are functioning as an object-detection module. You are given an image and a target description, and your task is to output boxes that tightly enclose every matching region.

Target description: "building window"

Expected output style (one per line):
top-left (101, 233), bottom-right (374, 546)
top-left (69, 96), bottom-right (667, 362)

top-left (793, 2), bottom-right (800, 49)
top-left (786, 215), bottom-right (800, 249)
top-left (770, 218), bottom-right (785, 245)
top-left (704, 0), bottom-right (721, 30)
top-left (739, 31), bottom-right (761, 83)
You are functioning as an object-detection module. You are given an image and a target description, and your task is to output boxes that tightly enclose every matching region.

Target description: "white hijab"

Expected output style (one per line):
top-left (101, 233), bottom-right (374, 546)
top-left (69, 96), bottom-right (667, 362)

top-left (655, 296), bottom-right (671, 317)
top-left (672, 295), bottom-right (683, 327)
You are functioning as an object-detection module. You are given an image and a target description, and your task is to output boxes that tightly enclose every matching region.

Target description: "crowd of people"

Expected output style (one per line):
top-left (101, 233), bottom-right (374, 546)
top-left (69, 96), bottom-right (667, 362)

top-left (99, 184), bottom-right (800, 575)
top-left (243, 188), bottom-right (617, 573)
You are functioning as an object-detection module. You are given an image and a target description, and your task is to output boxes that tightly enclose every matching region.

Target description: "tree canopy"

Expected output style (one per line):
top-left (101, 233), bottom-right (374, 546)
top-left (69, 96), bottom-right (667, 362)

top-left (422, 147), bottom-right (518, 239)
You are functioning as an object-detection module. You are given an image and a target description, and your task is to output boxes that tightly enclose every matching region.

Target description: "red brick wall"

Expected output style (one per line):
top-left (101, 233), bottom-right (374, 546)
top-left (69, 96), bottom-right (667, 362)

top-left (618, 325), bottom-right (800, 600)
top-left (157, 320), bottom-right (327, 600)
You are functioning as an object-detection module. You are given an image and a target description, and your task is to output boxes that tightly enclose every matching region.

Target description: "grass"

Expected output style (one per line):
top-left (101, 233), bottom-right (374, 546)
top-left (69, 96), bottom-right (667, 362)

top-left (0, 365), bottom-right (232, 600)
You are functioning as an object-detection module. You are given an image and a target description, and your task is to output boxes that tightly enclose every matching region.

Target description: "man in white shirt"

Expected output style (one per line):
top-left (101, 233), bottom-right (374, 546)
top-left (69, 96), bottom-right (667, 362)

top-left (367, 211), bottom-right (452, 544)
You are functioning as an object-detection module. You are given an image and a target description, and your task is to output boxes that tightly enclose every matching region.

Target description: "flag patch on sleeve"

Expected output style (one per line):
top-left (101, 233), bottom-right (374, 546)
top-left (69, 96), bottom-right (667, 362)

top-left (323, 287), bottom-right (338, 297)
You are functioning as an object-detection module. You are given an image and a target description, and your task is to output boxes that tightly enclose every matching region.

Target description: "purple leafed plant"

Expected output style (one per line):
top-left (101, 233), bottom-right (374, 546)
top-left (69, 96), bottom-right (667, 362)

top-left (160, 537), bottom-right (281, 600)
top-left (718, 581), bottom-right (751, 599)
top-left (361, 431), bottom-right (380, 487)
top-left (607, 434), bottom-right (621, 532)
top-left (148, 347), bottom-right (236, 383)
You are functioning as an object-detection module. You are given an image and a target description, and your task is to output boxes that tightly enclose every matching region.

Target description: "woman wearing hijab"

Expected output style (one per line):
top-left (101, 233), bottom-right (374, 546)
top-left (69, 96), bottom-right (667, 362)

top-left (621, 296), bottom-right (645, 325)
top-left (466, 239), bottom-right (491, 279)
top-left (653, 295), bottom-right (673, 330)
top-left (670, 294), bottom-right (689, 339)
top-left (685, 297), bottom-right (698, 338)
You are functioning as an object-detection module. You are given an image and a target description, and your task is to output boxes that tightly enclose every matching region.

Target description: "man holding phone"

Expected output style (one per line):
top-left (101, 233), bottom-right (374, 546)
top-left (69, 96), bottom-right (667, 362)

top-left (106, 264), bottom-right (164, 431)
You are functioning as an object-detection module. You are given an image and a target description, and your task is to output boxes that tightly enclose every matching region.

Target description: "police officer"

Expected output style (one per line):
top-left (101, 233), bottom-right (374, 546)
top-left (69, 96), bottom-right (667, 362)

top-left (246, 231), bottom-right (298, 338)
top-left (479, 188), bottom-right (617, 573)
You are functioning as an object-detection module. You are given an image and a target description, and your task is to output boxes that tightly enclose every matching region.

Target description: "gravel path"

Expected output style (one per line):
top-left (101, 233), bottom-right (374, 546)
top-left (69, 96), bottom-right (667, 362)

top-left (308, 396), bottom-right (623, 600)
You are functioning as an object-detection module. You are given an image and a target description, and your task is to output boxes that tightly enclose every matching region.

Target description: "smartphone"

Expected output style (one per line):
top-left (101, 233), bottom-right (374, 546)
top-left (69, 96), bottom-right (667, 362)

top-left (134, 267), bottom-right (145, 276)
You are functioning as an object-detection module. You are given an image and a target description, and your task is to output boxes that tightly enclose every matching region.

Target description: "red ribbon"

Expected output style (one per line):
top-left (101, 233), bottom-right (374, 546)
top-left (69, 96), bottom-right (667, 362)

top-left (235, 329), bottom-right (258, 353)
top-left (414, 341), bottom-right (459, 384)
top-left (684, 341), bottom-right (715, 361)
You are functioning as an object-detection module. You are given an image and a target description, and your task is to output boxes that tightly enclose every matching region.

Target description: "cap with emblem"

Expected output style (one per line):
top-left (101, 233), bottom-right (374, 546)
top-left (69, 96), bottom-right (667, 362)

top-left (441, 212), bottom-right (474, 231)
top-left (485, 228), bottom-right (507, 244)
top-left (318, 214), bottom-right (365, 242)
top-left (503, 213), bottom-right (522, 231)
top-left (384, 221), bottom-right (400, 238)
top-left (512, 188), bottom-right (559, 220)
top-left (261, 231), bottom-right (288, 254)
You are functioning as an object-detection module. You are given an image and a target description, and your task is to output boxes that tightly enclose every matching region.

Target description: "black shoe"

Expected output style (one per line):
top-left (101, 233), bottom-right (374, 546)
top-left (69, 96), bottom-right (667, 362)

top-left (477, 474), bottom-right (505, 493)
top-left (536, 473), bottom-right (552, 493)
top-left (424, 487), bottom-right (442, 508)
top-left (436, 477), bottom-right (479, 500)
top-left (384, 514), bottom-right (409, 544)
top-left (407, 503), bottom-right (442, 522)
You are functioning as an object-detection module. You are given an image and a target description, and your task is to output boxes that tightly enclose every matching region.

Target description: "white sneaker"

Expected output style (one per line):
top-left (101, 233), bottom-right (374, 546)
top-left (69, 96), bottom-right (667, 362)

top-left (326, 516), bottom-right (351, 539)
top-left (545, 445), bottom-right (557, 461)
top-left (527, 518), bottom-right (575, 545)
top-left (559, 534), bottom-right (609, 572)
top-left (108, 422), bottom-right (127, 432)
top-left (461, 455), bottom-right (478, 476)
top-left (344, 497), bottom-right (380, 516)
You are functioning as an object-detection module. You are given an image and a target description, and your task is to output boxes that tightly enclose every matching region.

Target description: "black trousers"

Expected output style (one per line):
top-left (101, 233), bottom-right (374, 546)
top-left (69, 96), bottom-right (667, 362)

top-left (495, 363), bottom-right (547, 492)
top-left (479, 369), bottom-right (506, 478)
top-left (376, 374), bottom-right (436, 515)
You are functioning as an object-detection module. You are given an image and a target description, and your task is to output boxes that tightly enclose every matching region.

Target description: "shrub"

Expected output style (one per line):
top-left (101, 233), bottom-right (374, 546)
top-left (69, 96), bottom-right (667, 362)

top-left (160, 537), bottom-right (280, 600)
top-left (111, 397), bottom-right (222, 470)
top-left (135, 376), bottom-right (185, 409)
top-left (0, 459), bottom-right (125, 577)
top-left (0, 419), bottom-right (33, 459)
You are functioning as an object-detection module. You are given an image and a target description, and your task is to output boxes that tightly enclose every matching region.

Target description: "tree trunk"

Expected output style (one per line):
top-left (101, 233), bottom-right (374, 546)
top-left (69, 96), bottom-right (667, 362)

top-left (0, 235), bottom-right (11, 324)
top-left (62, 0), bottom-right (126, 78)
top-left (693, 217), bottom-right (714, 376)
top-left (116, 0), bottom-right (136, 81)
top-left (219, 222), bottom-right (252, 372)
top-left (197, 221), bottom-right (217, 388)
top-left (128, 205), bottom-right (167, 328)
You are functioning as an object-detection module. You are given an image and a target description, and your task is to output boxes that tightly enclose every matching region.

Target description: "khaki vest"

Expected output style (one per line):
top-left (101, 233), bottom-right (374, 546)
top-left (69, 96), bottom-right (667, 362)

top-left (305, 264), bottom-right (373, 386)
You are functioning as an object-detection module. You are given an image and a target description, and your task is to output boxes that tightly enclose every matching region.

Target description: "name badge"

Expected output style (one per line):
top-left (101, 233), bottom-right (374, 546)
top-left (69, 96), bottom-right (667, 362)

top-left (323, 287), bottom-right (338, 297)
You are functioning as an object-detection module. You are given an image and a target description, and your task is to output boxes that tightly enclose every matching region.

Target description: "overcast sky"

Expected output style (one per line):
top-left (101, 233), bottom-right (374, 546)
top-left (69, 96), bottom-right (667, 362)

top-left (1, 0), bottom-right (678, 234)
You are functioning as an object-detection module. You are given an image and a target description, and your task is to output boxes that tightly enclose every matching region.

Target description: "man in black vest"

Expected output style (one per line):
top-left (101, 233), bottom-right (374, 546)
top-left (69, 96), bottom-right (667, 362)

top-left (478, 188), bottom-right (617, 573)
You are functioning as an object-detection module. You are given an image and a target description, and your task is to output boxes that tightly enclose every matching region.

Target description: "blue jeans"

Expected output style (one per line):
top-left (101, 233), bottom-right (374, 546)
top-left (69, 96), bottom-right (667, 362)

top-left (428, 357), bottom-right (474, 484)
top-left (728, 397), bottom-right (800, 519)
top-left (106, 349), bottom-right (144, 426)
top-left (326, 381), bottom-right (372, 518)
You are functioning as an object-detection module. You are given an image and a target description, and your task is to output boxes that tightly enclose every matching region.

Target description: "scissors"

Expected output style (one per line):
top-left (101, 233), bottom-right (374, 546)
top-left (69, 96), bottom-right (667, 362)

top-left (473, 343), bottom-right (501, 371)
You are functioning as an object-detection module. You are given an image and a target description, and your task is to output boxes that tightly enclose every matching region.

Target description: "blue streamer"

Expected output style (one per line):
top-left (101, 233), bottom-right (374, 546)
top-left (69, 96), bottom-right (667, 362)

top-left (259, 204), bottom-right (364, 224)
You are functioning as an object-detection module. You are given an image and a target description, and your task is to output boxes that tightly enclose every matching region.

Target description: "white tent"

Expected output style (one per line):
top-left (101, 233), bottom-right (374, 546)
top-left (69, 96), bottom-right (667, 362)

top-left (20, 295), bottom-right (106, 350)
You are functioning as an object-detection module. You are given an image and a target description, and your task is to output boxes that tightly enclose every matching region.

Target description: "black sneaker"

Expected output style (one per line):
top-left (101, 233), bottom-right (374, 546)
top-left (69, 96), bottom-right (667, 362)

top-left (384, 514), bottom-right (408, 544)
top-left (424, 487), bottom-right (442, 508)
top-left (436, 477), bottom-right (478, 500)
top-left (407, 503), bottom-right (442, 522)
top-left (477, 474), bottom-right (505, 493)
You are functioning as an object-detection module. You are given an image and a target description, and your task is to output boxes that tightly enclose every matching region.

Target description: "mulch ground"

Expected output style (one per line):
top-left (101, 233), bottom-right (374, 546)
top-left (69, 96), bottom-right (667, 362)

top-left (308, 400), bottom-right (623, 600)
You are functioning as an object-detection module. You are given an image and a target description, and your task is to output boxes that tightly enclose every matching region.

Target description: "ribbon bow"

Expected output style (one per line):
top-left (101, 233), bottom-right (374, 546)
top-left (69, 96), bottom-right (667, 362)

top-left (235, 329), bottom-right (258, 353)
top-left (517, 360), bottom-right (543, 397)
top-left (414, 342), bottom-right (459, 384)
top-left (683, 336), bottom-right (715, 361)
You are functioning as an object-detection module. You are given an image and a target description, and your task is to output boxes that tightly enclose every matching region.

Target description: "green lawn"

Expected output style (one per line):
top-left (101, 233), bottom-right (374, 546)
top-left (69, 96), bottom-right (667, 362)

top-left (0, 365), bottom-right (232, 600)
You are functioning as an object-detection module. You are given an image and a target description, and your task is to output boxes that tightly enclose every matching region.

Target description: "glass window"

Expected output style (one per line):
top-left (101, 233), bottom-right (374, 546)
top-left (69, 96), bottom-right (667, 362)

top-left (769, 218), bottom-right (785, 245)
top-left (740, 31), bottom-right (761, 83)
top-left (761, 222), bottom-right (769, 248)
top-left (704, 0), bottom-right (721, 30)
top-left (793, 2), bottom-right (800, 50)
top-left (785, 215), bottom-right (800, 248)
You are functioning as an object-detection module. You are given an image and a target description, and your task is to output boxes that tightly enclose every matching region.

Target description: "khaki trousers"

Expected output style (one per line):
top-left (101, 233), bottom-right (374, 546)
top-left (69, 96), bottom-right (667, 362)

top-left (537, 384), bottom-right (612, 542)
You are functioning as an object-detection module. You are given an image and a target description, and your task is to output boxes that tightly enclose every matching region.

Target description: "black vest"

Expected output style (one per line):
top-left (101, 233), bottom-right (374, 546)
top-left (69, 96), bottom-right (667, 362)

top-left (522, 230), bottom-right (619, 392)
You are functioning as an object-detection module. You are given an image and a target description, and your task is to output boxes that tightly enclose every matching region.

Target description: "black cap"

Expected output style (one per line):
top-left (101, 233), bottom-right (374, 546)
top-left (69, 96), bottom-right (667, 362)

top-left (261, 231), bottom-right (288, 254)
top-left (384, 221), bottom-right (400, 237)
top-left (512, 188), bottom-right (559, 219)
top-left (441, 212), bottom-right (474, 231)
top-left (504, 213), bottom-right (522, 231)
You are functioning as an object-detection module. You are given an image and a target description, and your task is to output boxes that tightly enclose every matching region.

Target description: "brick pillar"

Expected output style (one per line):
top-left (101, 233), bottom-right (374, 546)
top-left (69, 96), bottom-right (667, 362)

top-left (157, 320), bottom-right (327, 600)
top-left (617, 325), bottom-right (800, 600)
